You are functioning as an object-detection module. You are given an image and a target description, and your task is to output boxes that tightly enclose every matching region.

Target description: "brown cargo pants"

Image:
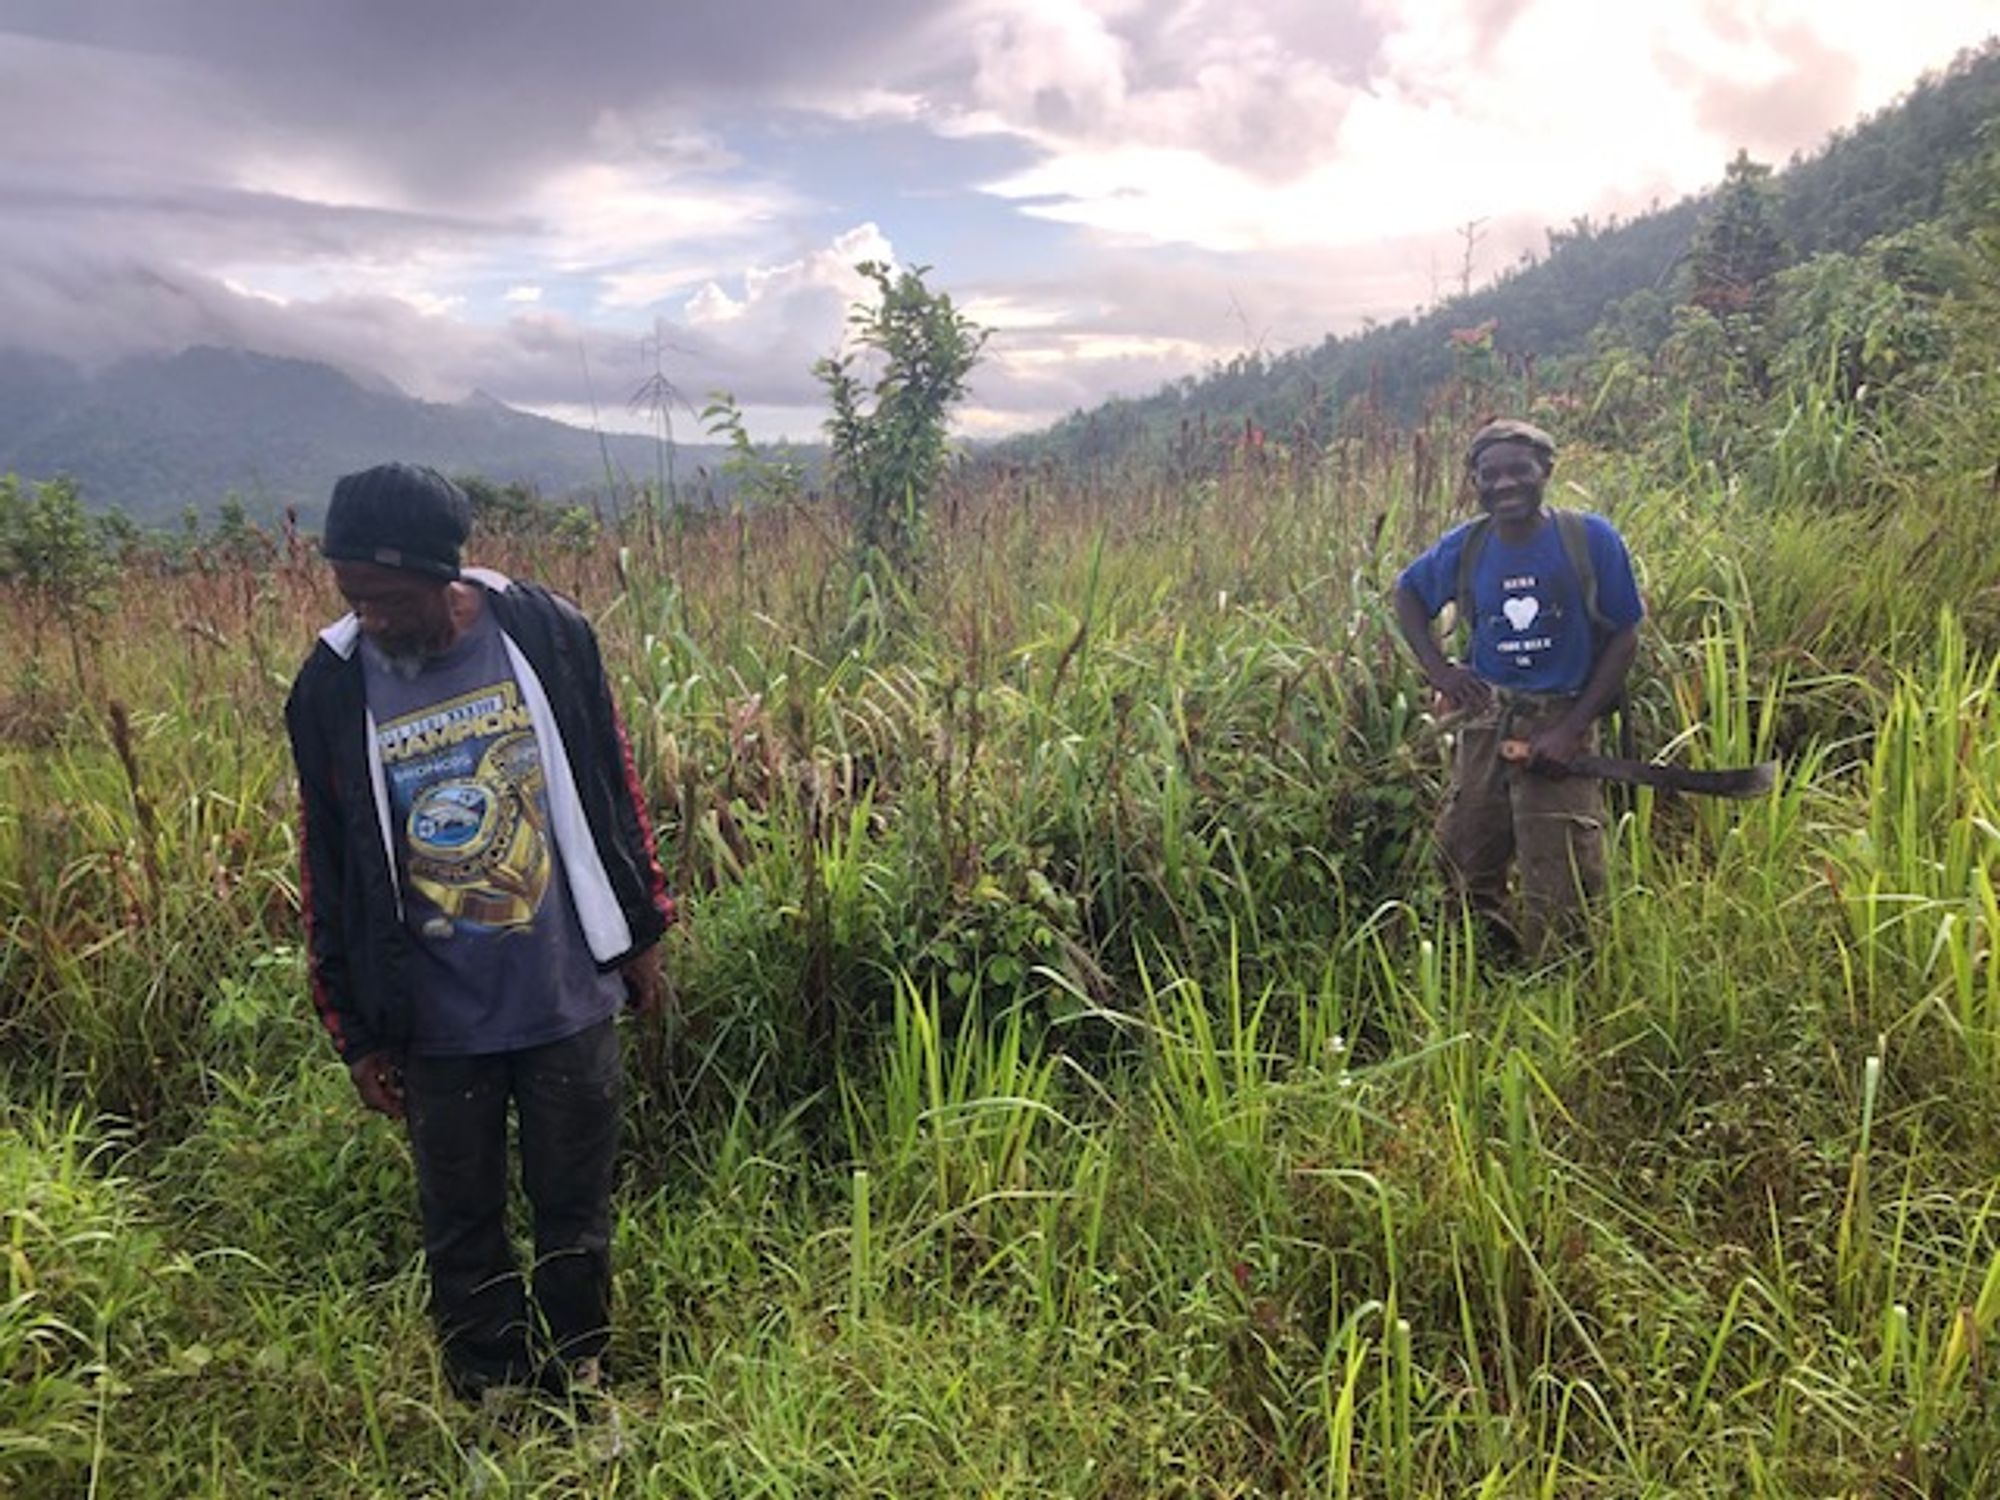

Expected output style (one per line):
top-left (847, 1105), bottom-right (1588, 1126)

top-left (1436, 695), bottom-right (1605, 956)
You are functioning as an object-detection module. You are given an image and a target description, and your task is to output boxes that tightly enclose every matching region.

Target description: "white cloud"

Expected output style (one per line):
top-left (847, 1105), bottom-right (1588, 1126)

top-left (502, 284), bottom-right (544, 303)
top-left (585, 112), bottom-right (739, 172)
top-left (531, 161), bottom-right (794, 272)
top-left (685, 281), bottom-right (748, 324)
top-left (801, 87), bottom-right (933, 124)
top-left (598, 264), bottom-right (719, 311)
top-left (683, 223), bottom-right (896, 336)
top-left (212, 248), bottom-right (486, 326)
top-left (954, 402), bottom-right (1063, 438)
top-left (229, 148), bottom-right (399, 214)
top-left (219, 275), bottom-right (288, 306)
top-left (983, 146), bottom-right (1311, 250)
top-left (1010, 332), bottom-right (1211, 364)
top-left (959, 1), bottom-right (1359, 177)
top-left (957, 0), bottom-right (1998, 251)
top-left (969, 1), bottom-right (1132, 134)
top-left (956, 293), bottom-right (1076, 330)
top-left (396, 287), bottom-right (467, 318)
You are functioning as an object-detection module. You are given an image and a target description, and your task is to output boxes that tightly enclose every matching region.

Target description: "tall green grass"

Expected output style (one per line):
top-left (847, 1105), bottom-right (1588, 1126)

top-left (3, 385), bottom-right (2000, 1492)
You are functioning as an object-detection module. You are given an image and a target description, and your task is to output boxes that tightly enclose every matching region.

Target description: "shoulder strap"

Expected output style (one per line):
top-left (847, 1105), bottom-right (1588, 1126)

top-left (1551, 508), bottom-right (1630, 735)
top-left (1453, 515), bottom-right (1491, 648)
top-left (1551, 509), bottom-right (1606, 635)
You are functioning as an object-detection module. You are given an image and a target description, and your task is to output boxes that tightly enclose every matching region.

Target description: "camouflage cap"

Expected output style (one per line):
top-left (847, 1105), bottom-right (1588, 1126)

top-left (1465, 418), bottom-right (1556, 470)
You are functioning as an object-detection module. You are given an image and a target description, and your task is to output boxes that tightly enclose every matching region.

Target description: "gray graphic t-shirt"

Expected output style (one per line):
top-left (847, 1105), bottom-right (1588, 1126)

top-left (361, 606), bottom-right (621, 1055)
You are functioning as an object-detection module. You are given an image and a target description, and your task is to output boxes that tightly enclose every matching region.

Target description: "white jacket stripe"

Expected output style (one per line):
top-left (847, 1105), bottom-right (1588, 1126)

top-left (361, 707), bottom-right (402, 915)
top-left (501, 635), bottom-right (633, 962)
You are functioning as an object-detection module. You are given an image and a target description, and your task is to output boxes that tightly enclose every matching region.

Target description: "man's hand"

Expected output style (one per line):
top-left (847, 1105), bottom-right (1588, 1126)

top-left (1394, 584), bottom-right (1490, 719)
top-left (348, 1052), bottom-right (406, 1119)
top-left (1428, 662), bottom-right (1493, 716)
top-left (1524, 720), bottom-right (1588, 775)
top-left (620, 945), bottom-right (664, 1019)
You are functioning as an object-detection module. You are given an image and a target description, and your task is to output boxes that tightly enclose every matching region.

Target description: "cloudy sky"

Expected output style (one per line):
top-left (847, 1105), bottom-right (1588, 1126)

top-left (2, 1), bottom-right (1993, 440)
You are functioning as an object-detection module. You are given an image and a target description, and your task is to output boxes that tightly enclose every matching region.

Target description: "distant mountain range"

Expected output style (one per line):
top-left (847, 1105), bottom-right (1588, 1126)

top-left (0, 345), bottom-right (742, 524)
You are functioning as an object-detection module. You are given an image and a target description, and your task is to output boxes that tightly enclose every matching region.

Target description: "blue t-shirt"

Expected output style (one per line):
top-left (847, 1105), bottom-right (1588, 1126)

top-left (1397, 511), bottom-right (1642, 695)
top-left (361, 607), bottom-right (622, 1056)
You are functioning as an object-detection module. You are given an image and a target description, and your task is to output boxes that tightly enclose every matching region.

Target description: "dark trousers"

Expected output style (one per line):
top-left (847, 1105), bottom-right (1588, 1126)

top-left (1436, 706), bottom-right (1605, 956)
top-left (402, 1017), bottom-right (621, 1395)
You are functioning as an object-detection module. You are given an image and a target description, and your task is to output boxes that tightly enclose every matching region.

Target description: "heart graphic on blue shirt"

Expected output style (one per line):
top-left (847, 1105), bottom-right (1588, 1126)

top-left (1503, 596), bottom-right (1540, 631)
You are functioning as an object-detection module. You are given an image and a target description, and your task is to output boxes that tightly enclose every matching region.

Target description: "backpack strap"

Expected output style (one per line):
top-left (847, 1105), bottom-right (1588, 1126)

top-left (1549, 508), bottom-right (1631, 744)
top-left (1453, 514), bottom-right (1491, 652)
top-left (1550, 508), bottom-right (1606, 636)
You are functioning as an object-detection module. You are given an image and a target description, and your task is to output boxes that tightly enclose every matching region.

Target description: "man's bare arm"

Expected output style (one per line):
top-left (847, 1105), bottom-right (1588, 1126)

top-left (1394, 582), bottom-right (1491, 715)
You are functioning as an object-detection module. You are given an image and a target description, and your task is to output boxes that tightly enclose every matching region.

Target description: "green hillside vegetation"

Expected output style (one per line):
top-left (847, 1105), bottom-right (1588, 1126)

top-left (1002, 40), bottom-right (2000, 474)
top-left (5, 107), bottom-right (2000, 1500)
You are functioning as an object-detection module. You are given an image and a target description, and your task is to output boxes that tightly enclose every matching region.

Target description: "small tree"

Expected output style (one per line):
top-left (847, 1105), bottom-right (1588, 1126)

top-left (0, 473), bottom-right (115, 692)
top-left (815, 262), bottom-right (986, 585)
top-left (210, 495), bottom-right (277, 570)
top-left (702, 391), bottom-right (808, 511)
top-left (457, 474), bottom-right (552, 538)
top-left (1686, 151), bottom-right (1790, 393)
top-left (1689, 151), bottom-right (1790, 323)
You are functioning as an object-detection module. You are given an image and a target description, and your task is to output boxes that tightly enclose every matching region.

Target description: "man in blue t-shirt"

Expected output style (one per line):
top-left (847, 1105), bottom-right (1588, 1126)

top-left (1392, 419), bottom-right (1643, 953)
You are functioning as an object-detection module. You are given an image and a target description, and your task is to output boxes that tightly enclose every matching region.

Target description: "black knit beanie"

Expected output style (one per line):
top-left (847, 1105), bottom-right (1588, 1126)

top-left (321, 463), bottom-right (471, 579)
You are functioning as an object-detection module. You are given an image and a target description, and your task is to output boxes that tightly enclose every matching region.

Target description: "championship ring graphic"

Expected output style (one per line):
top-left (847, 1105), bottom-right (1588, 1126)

top-left (405, 732), bottom-right (552, 931)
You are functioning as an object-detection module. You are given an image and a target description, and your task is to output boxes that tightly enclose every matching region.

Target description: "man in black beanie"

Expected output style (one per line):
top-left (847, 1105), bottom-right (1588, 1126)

top-left (284, 462), bottom-right (674, 1403)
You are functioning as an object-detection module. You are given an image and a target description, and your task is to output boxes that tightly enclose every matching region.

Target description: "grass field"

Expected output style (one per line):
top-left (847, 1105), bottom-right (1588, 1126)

top-left (4, 407), bottom-right (2000, 1495)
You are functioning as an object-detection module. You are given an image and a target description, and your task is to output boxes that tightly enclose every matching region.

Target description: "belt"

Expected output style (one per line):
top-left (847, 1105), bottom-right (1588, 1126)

top-left (1492, 687), bottom-right (1579, 709)
top-left (1473, 687), bottom-right (1578, 737)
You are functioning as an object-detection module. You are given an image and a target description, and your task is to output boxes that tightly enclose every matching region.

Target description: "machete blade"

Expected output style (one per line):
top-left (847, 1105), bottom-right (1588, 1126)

top-left (1567, 752), bottom-right (1778, 799)
top-left (1499, 740), bottom-right (1778, 799)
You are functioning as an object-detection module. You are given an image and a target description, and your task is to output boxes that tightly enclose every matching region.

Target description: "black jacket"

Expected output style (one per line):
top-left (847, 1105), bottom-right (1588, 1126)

top-left (285, 573), bottom-right (671, 1062)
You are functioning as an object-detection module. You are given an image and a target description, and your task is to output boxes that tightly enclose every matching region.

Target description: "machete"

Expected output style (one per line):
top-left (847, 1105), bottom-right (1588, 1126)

top-left (1499, 739), bottom-right (1776, 799)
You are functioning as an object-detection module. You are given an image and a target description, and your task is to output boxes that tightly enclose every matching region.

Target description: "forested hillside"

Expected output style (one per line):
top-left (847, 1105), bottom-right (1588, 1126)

top-left (1001, 39), bottom-right (2000, 471)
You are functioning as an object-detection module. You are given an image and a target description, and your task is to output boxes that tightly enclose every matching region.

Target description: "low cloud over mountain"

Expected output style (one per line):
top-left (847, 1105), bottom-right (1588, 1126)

top-left (0, 346), bottom-right (735, 522)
